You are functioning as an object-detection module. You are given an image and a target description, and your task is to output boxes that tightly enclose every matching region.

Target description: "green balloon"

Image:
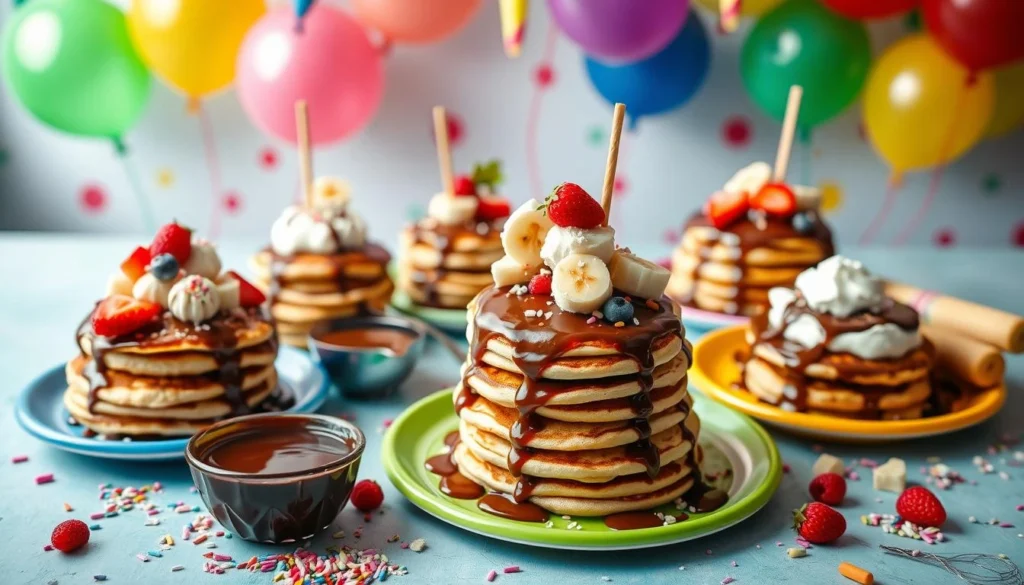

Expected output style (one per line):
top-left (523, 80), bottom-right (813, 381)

top-left (2, 0), bottom-right (151, 139)
top-left (740, 0), bottom-right (870, 130)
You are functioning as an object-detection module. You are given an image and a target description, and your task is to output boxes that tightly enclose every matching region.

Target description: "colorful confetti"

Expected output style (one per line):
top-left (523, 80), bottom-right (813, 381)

top-left (156, 168), bottom-right (175, 188)
top-left (982, 173), bottom-right (1002, 194)
top-left (431, 112), bottom-right (465, 148)
top-left (79, 184), bottom-right (107, 214)
top-left (1012, 221), bottom-right (1024, 247)
top-left (933, 227), bottom-right (956, 248)
top-left (721, 116), bottom-right (752, 149)
top-left (819, 181), bottom-right (844, 214)
top-left (613, 176), bottom-right (628, 196)
top-left (534, 63), bottom-right (555, 88)
top-left (223, 192), bottom-right (243, 214)
top-left (587, 126), bottom-right (605, 147)
top-left (259, 146), bottom-right (279, 170)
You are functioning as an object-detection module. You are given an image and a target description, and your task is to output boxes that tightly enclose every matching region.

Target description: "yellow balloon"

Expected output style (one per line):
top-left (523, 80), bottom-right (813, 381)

top-left (863, 35), bottom-right (994, 174)
top-left (985, 62), bottom-right (1024, 139)
top-left (127, 0), bottom-right (265, 100)
top-left (694, 0), bottom-right (785, 17)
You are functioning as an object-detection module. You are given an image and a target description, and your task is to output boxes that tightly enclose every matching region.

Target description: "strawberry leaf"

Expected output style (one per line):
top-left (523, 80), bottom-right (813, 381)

top-left (471, 159), bottom-right (503, 191)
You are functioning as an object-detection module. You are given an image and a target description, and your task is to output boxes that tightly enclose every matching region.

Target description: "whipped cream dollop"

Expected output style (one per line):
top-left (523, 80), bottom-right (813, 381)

top-left (168, 275), bottom-right (221, 325)
top-left (767, 256), bottom-right (921, 360)
top-left (132, 272), bottom-right (181, 308)
top-left (270, 205), bottom-right (367, 256)
top-left (183, 238), bottom-right (222, 279)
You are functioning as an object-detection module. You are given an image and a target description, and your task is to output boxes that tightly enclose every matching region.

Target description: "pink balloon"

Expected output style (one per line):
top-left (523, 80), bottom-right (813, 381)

top-left (236, 5), bottom-right (383, 145)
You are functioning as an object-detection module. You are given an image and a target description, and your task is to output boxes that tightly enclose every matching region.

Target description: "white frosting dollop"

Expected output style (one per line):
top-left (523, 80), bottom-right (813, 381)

top-left (132, 272), bottom-right (181, 308)
top-left (766, 256), bottom-right (921, 360)
top-left (540, 225), bottom-right (615, 270)
top-left (168, 275), bottom-right (220, 325)
top-left (270, 205), bottom-right (367, 256)
top-left (183, 238), bottom-right (222, 279)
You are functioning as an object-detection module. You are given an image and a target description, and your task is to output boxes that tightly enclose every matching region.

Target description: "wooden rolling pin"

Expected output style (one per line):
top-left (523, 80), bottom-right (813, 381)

top-left (885, 281), bottom-right (1024, 353)
top-left (920, 325), bottom-right (1005, 388)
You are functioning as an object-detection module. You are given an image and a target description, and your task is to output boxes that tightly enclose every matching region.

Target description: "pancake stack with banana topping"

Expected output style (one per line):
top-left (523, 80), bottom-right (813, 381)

top-left (398, 160), bottom-right (512, 310)
top-left (250, 177), bottom-right (394, 347)
top-left (451, 182), bottom-right (705, 517)
top-left (68, 222), bottom-right (280, 438)
top-left (742, 255), bottom-right (936, 420)
top-left (667, 162), bottom-right (835, 317)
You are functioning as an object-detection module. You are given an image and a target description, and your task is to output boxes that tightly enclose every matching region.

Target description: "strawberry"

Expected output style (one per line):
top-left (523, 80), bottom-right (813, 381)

top-left (51, 519), bottom-right (90, 553)
top-left (225, 271), bottom-right (267, 307)
top-left (528, 272), bottom-right (552, 295)
top-left (120, 246), bottom-right (151, 282)
top-left (453, 175), bottom-right (477, 196)
top-left (793, 502), bottom-right (846, 544)
top-left (808, 473), bottom-right (846, 506)
top-left (542, 183), bottom-right (605, 229)
top-left (91, 295), bottom-right (163, 337)
top-left (350, 479), bottom-right (384, 512)
top-left (750, 182), bottom-right (797, 217)
top-left (476, 196), bottom-right (511, 221)
top-left (149, 221), bottom-right (192, 264)
top-left (705, 190), bottom-right (750, 229)
top-left (896, 486), bottom-right (946, 527)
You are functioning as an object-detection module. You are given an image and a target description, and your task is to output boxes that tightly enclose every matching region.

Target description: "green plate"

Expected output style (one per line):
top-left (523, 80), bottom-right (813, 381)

top-left (382, 388), bottom-right (782, 550)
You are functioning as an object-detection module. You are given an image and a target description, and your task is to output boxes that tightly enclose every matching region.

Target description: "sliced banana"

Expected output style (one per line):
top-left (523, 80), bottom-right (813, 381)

top-left (428, 192), bottom-right (478, 226)
top-left (552, 253), bottom-right (612, 314)
top-left (608, 249), bottom-right (671, 300)
top-left (106, 272), bottom-right (134, 297)
top-left (132, 272), bottom-right (180, 308)
top-left (540, 225), bottom-right (615, 270)
top-left (501, 198), bottom-right (552, 267)
top-left (491, 255), bottom-right (540, 288)
top-left (724, 161), bottom-right (771, 195)
top-left (215, 275), bottom-right (241, 311)
top-left (793, 184), bottom-right (822, 211)
top-left (313, 176), bottom-right (351, 213)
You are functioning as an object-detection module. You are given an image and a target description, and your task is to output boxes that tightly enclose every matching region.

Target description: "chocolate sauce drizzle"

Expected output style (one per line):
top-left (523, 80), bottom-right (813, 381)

top-left (267, 242), bottom-right (391, 309)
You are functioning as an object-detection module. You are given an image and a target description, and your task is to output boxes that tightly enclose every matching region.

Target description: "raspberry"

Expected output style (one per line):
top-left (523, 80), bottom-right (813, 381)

top-left (350, 479), bottom-right (384, 512)
top-left (528, 273), bottom-right (552, 295)
top-left (808, 473), bottom-right (846, 506)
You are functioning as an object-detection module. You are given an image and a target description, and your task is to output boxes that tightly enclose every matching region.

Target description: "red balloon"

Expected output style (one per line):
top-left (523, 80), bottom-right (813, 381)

top-left (922, 0), bottom-right (1024, 71)
top-left (820, 0), bottom-right (918, 19)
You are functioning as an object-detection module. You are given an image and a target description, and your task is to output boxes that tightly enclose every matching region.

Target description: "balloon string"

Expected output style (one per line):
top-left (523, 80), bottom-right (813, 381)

top-left (891, 84), bottom-right (970, 245)
top-left (113, 138), bottom-right (156, 234)
top-left (858, 178), bottom-right (901, 245)
top-left (196, 102), bottom-right (225, 239)
top-left (525, 24), bottom-right (559, 199)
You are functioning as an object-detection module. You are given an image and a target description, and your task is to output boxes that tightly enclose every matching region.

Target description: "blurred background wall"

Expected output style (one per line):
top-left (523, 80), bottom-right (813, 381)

top-left (1, 0), bottom-right (1021, 249)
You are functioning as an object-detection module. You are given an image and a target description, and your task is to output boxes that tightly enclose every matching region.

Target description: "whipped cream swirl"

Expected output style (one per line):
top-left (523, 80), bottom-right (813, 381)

top-left (168, 275), bottom-right (221, 325)
top-left (270, 205), bottom-right (367, 256)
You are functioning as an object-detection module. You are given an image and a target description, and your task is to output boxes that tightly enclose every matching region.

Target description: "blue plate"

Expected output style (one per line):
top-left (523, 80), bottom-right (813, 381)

top-left (15, 346), bottom-right (330, 461)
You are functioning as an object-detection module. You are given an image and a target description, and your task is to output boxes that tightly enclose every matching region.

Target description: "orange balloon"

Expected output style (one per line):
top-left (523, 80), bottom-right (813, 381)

top-left (352, 0), bottom-right (481, 44)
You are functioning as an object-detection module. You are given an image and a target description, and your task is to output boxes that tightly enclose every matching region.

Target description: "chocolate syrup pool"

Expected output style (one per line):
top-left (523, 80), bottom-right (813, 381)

top-left (312, 327), bottom-right (418, 357)
top-left (203, 427), bottom-right (353, 474)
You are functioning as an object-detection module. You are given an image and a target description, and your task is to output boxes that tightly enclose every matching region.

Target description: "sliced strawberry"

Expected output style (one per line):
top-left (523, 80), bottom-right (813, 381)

top-left (149, 222), bottom-right (192, 264)
top-left (120, 246), bottom-right (151, 283)
top-left (543, 183), bottom-right (605, 229)
top-left (750, 183), bottom-right (797, 217)
top-left (226, 271), bottom-right (267, 307)
top-left (476, 196), bottom-right (511, 221)
top-left (91, 294), bottom-right (162, 337)
top-left (453, 175), bottom-right (477, 196)
top-left (705, 190), bottom-right (749, 229)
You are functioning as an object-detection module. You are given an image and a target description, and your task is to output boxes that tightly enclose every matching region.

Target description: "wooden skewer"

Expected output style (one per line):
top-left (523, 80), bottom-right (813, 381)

top-left (295, 100), bottom-right (313, 209)
top-left (772, 85), bottom-right (803, 182)
top-left (600, 103), bottom-right (626, 227)
top-left (432, 106), bottom-right (455, 195)
top-left (718, 0), bottom-right (740, 33)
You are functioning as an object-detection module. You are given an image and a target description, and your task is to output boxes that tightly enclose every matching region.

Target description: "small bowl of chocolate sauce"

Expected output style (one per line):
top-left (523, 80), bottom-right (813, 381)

top-left (185, 413), bottom-right (365, 543)
top-left (308, 315), bottom-right (427, 399)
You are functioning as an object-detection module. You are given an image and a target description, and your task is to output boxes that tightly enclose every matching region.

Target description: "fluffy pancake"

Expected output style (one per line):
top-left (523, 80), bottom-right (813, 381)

top-left (750, 338), bottom-right (935, 385)
top-left (66, 374), bottom-right (276, 420)
top-left (249, 247), bottom-right (390, 283)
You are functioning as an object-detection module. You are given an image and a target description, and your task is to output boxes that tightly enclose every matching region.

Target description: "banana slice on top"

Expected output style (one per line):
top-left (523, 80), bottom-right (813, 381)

top-left (540, 225), bottom-right (615, 270)
top-left (724, 161), bottom-right (771, 195)
top-left (428, 193), bottom-right (478, 226)
top-left (501, 198), bottom-right (552, 267)
top-left (491, 255), bottom-right (540, 288)
top-left (552, 253), bottom-right (612, 314)
top-left (609, 249), bottom-right (671, 300)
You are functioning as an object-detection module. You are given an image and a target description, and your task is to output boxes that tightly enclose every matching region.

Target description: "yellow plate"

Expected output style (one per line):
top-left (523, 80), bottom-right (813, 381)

top-left (689, 325), bottom-right (1007, 442)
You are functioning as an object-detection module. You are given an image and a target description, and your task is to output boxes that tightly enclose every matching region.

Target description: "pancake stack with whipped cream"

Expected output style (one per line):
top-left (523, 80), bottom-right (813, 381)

top-left (449, 182), bottom-right (705, 517)
top-left (398, 160), bottom-right (512, 310)
top-left (68, 222), bottom-right (281, 438)
top-left (250, 177), bottom-right (393, 347)
top-left (667, 162), bottom-right (835, 316)
top-left (743, 256), bottom-right (935, 420)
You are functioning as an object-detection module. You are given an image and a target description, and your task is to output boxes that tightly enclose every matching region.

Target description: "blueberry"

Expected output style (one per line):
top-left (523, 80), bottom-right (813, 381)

top-left (791, 212), bottom-right (815, 234)
top-left (602, 296), bottom-right (634, 324)
top-left (150, 253), bottom-right (180, 281)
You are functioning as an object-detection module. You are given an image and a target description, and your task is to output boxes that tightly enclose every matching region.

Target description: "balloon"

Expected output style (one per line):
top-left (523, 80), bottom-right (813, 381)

top-left (236, 5), bottom-right (384, 146)
top-left (296, 0), bottom-right (314, 20)
top-left (2, 0), bottom-right (150, 139)
top-left (819, 0), bottom-right (918, 20)
top-left (352, 0), bottom-right (481, 44)
top-left (741, 0), bottom-right (871, 131)
top-left (922, 0), bottom-right (1024, 71)
top-left (585, 10), bottom-right (709, 126)
top-left (128, 0), bottom-right (265, 100)
top-left (863, 35), bottom-right (994, 173)
top-left (694, 0), bottom-right (784, 17)
top-left (985, 63), bottom-right (1024, 139)
top-left (549, 0), bottom-right (689, 62)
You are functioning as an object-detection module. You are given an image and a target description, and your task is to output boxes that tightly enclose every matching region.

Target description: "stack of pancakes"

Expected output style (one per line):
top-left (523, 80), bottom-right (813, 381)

top-left (452, 287), bottom-right (701, 516)
top-left (250, 245), bottom-right (393, 347)
top-left (66, 309), bottom-right (280, 438)
top-left (398, 218), bottom-right (504, 310)
top-left (667, 212), bottom-right (834, 317)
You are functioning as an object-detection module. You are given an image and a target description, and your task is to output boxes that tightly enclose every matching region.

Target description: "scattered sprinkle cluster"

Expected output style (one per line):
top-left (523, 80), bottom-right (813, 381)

top-left (228, 547), bottom-right (408, 583)
top-left (862, 514), bottom-right (945, 544)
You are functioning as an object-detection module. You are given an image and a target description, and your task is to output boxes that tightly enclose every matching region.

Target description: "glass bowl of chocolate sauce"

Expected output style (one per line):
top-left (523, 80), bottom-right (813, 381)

top-left (308, 315), bottom-right (426, 399)
top-left (185, 413), bottom-right (365, 543)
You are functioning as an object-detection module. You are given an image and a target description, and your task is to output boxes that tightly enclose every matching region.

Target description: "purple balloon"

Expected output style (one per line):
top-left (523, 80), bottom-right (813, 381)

top-left (547, 0), bottom-right (690, 62)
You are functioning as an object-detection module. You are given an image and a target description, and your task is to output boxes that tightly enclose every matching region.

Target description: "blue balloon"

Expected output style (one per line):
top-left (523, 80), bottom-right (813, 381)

top-left (295, 0), bottom-right (314, 19)
top-left (585, 10), bottom-right (710, 127)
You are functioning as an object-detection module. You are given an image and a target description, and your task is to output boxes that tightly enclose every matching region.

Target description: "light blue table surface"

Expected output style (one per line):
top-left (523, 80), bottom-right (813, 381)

top-left (1, 234), bottom-right (1022, 585)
